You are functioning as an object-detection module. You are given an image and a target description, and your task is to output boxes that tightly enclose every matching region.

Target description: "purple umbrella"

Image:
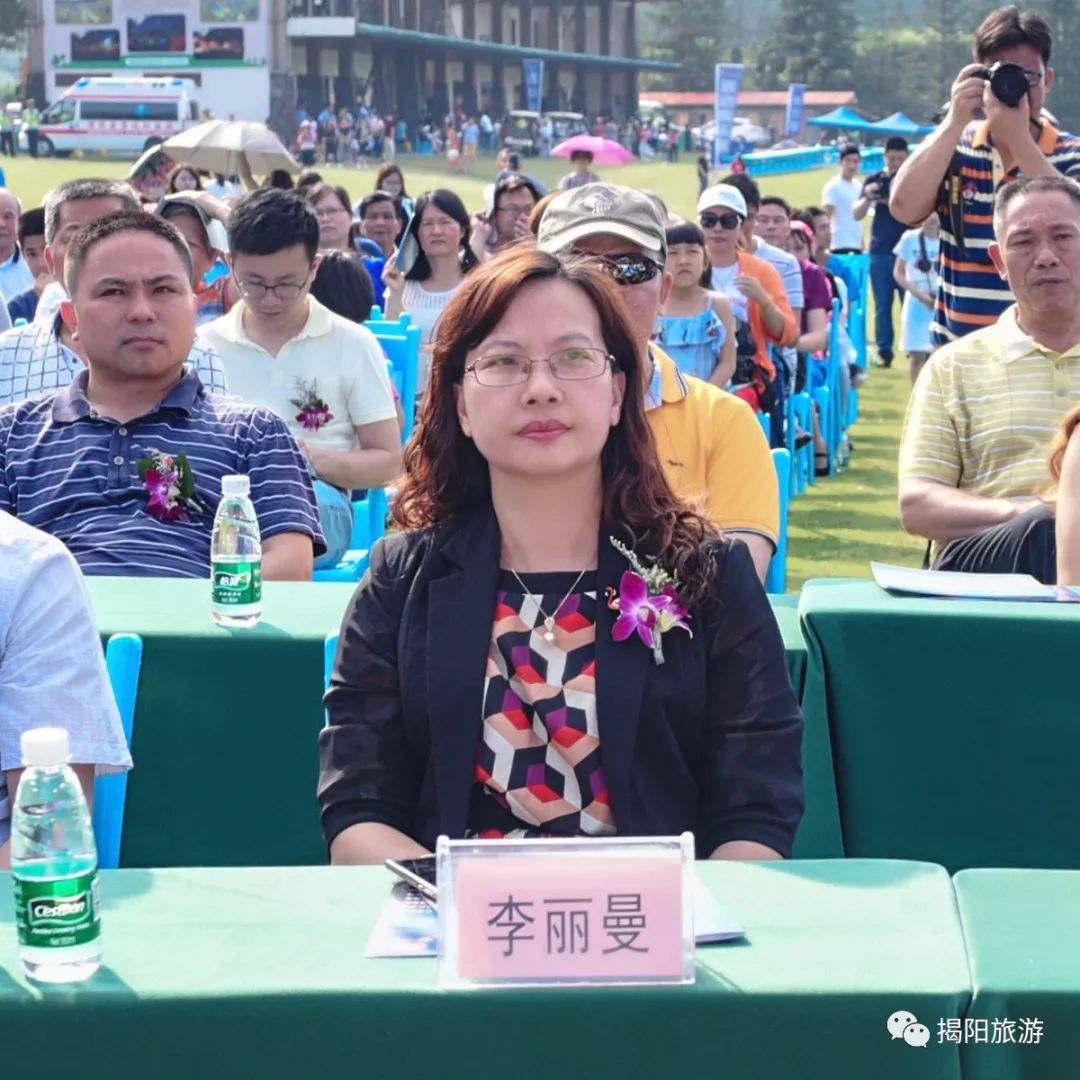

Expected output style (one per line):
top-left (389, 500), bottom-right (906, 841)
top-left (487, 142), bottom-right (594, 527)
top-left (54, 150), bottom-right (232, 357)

top-left (551, 134), bottom-right (635, 166)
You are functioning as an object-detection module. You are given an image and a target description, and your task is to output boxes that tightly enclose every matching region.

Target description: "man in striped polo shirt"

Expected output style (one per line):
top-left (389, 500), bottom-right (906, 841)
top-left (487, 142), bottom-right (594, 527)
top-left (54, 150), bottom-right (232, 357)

top-left (898, 175), bottom-right (1080, 579)
top-left (891, 6), bottom-right (1080, 348)
top-left (0, 211), bottom-right (325, 578)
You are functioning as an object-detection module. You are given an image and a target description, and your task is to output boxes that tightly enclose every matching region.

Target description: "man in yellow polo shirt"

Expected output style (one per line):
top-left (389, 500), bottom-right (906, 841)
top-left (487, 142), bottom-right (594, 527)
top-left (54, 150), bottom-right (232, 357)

top-left (899, 174), bottom-right (1080, 579)
top-left (538, 183), bottom-right (779, 581)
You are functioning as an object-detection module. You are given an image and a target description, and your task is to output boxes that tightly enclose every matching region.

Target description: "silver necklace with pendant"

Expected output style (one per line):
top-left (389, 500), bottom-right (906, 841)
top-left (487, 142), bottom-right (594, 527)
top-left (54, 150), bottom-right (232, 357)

top-left (508, 567), bottom-right (590, 644)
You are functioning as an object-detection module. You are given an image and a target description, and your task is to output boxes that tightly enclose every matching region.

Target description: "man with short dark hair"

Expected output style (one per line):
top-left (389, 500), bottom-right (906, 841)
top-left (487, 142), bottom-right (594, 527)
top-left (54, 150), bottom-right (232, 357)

top-left (822, 144), bottom-right (864, 253)
top-left (899, 174), bottom-right (1080, 578)
top-left (6, 206), bottom-right (48, 324)
top-left (199, 188), bottom-right (400, 569)
top-left (0, 211), bottom-right (323, 578)
top-left (354, 190), bottom-right (399, 310)
top-left (0, 178), bottom-right (226, 405)
top-left (891, 5), bottom-right (1080, 347)
top-left (854, 136), bottom-right (910, 366)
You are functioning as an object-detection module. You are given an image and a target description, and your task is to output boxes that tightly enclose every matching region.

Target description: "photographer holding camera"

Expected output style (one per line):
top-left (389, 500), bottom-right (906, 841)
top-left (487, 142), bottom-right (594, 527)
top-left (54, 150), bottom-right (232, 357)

top-left (890, 6), bottom-right (1080, 350)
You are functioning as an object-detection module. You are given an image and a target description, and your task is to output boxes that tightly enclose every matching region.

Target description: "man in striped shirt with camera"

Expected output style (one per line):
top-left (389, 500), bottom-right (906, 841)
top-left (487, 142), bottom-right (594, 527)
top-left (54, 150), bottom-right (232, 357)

top-left (890, 6), bottom-right (1080, 348)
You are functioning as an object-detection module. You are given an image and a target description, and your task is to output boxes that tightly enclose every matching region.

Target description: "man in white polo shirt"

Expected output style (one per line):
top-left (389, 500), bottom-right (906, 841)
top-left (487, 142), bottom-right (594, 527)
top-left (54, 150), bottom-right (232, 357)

top-left (198, 187), bottom-right (401, 568)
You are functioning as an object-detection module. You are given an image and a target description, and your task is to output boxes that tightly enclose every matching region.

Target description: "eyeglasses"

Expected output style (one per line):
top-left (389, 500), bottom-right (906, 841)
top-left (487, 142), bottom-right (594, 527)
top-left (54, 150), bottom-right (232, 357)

top-left (236, 271), bottom-right (312, 300)
top-left (591, 254), bottom-right (663, 287)
top-left (496, 204), bottom-right (534, 217)
top-left (700, 211), bottom-right (743, 231)
top-left (1019, 68), bottom-right (1044, 86)
top-left (466, 347), bottom-right (614, 387)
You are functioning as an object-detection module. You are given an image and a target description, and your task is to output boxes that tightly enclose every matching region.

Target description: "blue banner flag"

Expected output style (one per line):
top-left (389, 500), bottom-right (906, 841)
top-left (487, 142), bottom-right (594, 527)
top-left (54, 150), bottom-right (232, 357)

top-left (785, 83), bottom-right (807, 140)
top-left (713, 63), bottom-right (745, 166)
top-left (523, 59), bottom-right (544, 114)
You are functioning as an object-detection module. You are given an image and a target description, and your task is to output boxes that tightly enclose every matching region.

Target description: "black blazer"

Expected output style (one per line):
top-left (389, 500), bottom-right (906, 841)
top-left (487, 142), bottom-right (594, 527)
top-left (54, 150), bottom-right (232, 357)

top-left (318, 508), bottom-right (804, 858)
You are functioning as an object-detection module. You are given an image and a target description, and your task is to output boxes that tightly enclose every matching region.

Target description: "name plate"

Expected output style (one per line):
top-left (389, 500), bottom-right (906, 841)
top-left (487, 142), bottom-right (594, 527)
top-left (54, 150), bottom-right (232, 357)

top-left (436, 833), bottom-right (695, 988)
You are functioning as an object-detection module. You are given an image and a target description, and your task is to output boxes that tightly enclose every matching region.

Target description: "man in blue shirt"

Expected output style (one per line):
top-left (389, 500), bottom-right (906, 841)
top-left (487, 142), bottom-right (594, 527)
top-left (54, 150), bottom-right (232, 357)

top-left (5, 206), bottom-right (47, 325)
top-left (0, 189), bottom-right (34, 304)
top-left (0, 210), bottom-right (324, 578)
top-left (853, 136), bottom-right (910, 367)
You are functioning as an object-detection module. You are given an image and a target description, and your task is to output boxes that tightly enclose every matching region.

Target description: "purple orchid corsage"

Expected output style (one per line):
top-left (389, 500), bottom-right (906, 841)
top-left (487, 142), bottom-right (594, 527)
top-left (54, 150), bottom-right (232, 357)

top-left (290, 378), bottom-right (334, 431)
top-left (136, 448), bottom-right (202, 523)
top-left (605, 536), bottom-right (692, 666)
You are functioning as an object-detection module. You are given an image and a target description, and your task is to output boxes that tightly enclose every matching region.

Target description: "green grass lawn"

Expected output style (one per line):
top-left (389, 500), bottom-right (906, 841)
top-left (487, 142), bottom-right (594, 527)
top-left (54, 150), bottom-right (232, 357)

top-left (1, 153), bottom-right (922, 585)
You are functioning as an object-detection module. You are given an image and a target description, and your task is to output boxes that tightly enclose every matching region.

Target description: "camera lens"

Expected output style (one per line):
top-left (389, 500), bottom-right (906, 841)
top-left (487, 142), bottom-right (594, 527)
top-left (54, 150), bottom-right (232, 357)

top-left (989, 62), bottom-right (1029, 108)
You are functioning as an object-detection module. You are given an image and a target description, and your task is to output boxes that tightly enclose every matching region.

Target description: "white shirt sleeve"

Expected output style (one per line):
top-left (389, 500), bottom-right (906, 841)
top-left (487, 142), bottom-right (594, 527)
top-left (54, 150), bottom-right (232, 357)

top-left (0, 519), bottom-right (131, 844)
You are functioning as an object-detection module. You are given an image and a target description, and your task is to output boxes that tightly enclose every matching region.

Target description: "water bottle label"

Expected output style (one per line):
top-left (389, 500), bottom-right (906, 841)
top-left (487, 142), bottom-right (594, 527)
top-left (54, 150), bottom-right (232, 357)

top-left (14, 871), bottom-right (101, 949)
top-left (212, 560), bottom-right (262, 606)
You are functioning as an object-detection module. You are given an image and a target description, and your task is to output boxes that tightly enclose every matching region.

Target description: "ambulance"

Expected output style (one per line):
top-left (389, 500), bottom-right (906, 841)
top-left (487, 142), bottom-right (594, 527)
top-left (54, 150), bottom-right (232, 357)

top-left (29, 77), bottom-right (199, 157)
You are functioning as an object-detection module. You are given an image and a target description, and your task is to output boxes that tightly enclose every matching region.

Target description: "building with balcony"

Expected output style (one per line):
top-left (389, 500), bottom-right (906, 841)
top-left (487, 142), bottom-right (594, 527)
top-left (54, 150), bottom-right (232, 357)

top-left (283, 0), bottom-right (677, 127)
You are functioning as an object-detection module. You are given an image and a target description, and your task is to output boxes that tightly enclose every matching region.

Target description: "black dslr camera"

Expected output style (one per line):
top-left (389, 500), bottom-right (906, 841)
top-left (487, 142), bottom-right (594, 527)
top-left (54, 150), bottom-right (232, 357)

top-left (980, 62), bottom-right (1031, 108)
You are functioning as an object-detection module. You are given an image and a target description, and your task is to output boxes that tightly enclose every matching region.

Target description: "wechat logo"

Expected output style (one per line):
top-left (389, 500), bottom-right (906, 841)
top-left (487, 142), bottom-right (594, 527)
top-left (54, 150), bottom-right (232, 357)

top-left (887, 1010), bottom-right (930, 1048)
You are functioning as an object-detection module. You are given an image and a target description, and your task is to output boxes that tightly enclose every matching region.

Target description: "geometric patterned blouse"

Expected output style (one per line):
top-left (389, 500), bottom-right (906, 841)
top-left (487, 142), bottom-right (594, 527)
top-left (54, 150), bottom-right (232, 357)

top-left (468, 571), bottom-right (617, 839)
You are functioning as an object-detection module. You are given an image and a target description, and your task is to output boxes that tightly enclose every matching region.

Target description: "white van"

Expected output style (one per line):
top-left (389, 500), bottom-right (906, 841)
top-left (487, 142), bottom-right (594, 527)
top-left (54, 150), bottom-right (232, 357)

top-left (27, 77), bottom-right (199, 158)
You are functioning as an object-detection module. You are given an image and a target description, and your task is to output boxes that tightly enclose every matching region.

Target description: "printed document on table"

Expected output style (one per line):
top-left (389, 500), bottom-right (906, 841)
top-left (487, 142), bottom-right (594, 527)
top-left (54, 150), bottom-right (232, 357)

top-left (871, 562), bottom-right (1080, 602)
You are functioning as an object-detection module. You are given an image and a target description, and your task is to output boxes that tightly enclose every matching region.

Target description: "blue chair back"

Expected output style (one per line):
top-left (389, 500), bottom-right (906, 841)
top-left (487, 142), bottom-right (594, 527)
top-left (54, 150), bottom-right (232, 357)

top-left (93, 633), bottom-right (143, 869)
top-left (324, 632), bottom-right (339, 694)
top-left (765, 449), bottom-right (791, 595)
top-left (367, 323), bottom-right (422, 442)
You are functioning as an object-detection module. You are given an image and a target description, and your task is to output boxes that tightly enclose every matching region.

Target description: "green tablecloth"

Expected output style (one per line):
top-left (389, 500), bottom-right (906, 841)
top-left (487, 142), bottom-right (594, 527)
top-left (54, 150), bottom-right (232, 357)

top-left (85, 578), bottom-right (808, 869)
top-left (798, 580), bottom-right (1080, 870)
top-left (87, 578), bottom-right (357, 867)
top-left (955, 869), bottom-right (1080, 1080)
top-left (0, 861), bottom-right (969, 1080)
top-left (770, 592), bottom-right (807, 695)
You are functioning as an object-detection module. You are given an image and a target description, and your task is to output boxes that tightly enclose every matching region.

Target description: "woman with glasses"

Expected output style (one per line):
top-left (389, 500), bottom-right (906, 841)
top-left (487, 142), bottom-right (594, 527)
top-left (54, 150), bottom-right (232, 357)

top-left (383, 189), bottom-right (478, 386)
top-left (305, 183), bottom-right (354, 253)
top-left (318, 245), bottom-right (804, 862)
top-left (656, 221), bottom-right (736, 387)
top-left (698, 184), bottom-right (797, 412)
top-left (470, 173), bottom-right (543, 263)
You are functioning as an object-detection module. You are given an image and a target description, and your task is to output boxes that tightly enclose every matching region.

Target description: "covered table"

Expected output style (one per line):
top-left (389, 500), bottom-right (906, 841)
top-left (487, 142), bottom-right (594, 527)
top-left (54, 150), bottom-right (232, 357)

top-left (87, 578), bottom-right (356, 867)
top-left (0, 861), bottom-right (969, 1079)
top-left (798, 579), bottom-right (1080, 870)
top-left (954, 869), bottom-right (1080, 1080)
top-left (85, 578), bottom-right (809, 868)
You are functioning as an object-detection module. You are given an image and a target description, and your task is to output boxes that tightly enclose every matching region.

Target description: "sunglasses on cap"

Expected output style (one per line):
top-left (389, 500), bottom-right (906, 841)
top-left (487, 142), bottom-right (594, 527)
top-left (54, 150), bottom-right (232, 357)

top-left (590, 253), bottom-right (664, 286)
top-left (699, 211), bottom-right (743, 231)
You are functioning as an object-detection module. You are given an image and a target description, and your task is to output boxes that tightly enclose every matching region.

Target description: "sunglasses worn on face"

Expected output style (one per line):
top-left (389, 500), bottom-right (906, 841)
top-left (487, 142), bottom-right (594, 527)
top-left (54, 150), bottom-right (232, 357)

top-left (595, 254), bottom-right (663, 286)
top-left (700, 211), bottom-right (743, 231)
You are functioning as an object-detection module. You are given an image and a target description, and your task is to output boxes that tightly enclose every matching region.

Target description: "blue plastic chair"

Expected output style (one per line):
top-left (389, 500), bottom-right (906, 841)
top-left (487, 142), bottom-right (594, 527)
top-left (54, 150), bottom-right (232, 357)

top-left (757, 410), bottom-right (771, 444)
top-left (765, 449), bottom-right (791, 595)
top-left (786, 390), bottom-right (814, 496)
top-left (93, 633), bottom-right (143, 870)
top-left (312, 487), bottom-right (390, 583)
top-left (324, 632), bottom-right (338, 693)
top-left (366, 320), bottom-right (422, 443)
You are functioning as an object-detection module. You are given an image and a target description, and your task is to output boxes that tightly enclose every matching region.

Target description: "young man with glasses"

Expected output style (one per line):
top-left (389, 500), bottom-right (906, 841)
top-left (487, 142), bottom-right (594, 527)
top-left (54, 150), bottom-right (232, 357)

top-left (890, 5), bottom-right (1080, 348)
top-left (537, 183), bottom-right (779, 581)
top-left (198, 188), bottom-right (401, 569)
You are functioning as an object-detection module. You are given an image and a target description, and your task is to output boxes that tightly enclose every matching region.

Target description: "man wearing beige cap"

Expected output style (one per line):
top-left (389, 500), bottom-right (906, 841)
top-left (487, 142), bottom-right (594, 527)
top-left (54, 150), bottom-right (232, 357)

top-left (538, 182), bottom-right (779, 580)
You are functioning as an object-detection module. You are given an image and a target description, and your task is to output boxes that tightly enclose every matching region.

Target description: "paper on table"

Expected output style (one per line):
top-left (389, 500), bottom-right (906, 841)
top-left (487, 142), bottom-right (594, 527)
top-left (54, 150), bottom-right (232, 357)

top-left (871, 562), bottom-right (1080, 602)
top-left (365, 875), bottom-right (745, 958)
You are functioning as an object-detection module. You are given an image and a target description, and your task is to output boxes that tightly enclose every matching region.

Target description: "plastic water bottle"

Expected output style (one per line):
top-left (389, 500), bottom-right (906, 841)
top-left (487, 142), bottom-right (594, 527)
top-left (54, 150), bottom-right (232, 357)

top-left (11, 727), bottom-right (102, 984)
top-left (211, 474), bottom-right (262, 628)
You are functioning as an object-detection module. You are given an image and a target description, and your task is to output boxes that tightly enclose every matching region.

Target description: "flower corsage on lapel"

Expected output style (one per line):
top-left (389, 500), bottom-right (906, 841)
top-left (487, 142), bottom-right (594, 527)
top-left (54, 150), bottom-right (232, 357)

top-left (290, 378), bottom-right (334, 431)
top-left (605, 536), bottom-right (691, 666)
top-left (136, 448), bottom-right (202, 523)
